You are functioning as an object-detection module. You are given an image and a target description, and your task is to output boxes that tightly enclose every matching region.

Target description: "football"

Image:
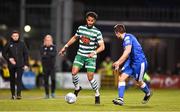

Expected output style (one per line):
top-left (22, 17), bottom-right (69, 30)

top-left (65, 92), bottom-right (77, 104)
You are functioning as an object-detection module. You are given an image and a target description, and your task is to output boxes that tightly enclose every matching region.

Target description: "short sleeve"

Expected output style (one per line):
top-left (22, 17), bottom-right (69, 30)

top-left (75, 26), bottom-right (81, 37)
top-left (97, 31), bottom-right (103, 43)
top-left (123, 36), bottom-right (132, 46)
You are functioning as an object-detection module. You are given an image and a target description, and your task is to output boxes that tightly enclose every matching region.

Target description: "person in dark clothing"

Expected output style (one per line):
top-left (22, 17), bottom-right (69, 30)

top-left (40, 34), bottom-right (57, 98)
top-left (2, 30), bottom-right (29, 100)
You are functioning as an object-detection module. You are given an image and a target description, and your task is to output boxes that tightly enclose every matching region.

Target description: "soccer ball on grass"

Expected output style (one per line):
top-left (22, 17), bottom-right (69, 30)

top-left (65, 92), bottom-right (77, 104)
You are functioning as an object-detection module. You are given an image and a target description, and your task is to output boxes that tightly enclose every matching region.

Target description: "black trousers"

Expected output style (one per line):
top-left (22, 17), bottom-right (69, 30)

top-left (9, 66), bottom-right (24, 96)
top-left (43, 68), bottom-right (56, 95)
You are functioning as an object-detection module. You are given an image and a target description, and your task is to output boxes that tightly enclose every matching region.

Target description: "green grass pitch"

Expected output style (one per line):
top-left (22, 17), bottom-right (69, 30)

top-left (0, 88), bottom-right (180, 111)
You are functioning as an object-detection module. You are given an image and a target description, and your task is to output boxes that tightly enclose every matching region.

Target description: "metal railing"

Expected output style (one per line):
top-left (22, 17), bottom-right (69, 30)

top-left (85, 6), bottom-right (180, 22)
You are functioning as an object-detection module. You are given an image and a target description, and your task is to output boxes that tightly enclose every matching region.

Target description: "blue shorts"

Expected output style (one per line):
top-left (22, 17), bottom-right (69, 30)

top-left (121, 60), bottom-right (148, 81)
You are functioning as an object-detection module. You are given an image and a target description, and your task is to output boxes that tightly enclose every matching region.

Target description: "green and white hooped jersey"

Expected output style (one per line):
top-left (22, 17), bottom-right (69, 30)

top-left (75, 25), bottom-right (103, 58)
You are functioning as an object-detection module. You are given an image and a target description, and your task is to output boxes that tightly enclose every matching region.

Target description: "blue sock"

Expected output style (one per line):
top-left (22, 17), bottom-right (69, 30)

top-left (140, 82), bottom-right (150, 95)
top-left (118, 82), bottom-right (126, 98)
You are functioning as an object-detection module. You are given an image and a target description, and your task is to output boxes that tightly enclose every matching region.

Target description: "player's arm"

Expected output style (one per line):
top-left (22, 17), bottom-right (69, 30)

top-left (88, 40), bottom-right (105, 58)
top-left (58, 35), bottom-right (78, 56)
top-left (113, 45), bottom-right (132, 69)
top-left (95, 41), bottom-right (105, 54)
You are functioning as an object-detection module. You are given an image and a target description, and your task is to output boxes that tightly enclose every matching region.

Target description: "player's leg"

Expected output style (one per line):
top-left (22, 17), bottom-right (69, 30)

top-left (9, 67), bottom-right (16, 99)
top-left (137, 80), bottom-right (152, 104)
top-left (135, 61), bottom-right (152, 104)
top-left (87, 72), bottom-right (100, 104)
top-left (112, 73), bottom-right (129, 105)
top-left (85, 57), bottom-right (100, 104)
top-left (72, 66), bottom-right (82, 96)
top-left (72, 55), bottom-right (84, 96)
top-left (113, 60), bottom-right (132, 105)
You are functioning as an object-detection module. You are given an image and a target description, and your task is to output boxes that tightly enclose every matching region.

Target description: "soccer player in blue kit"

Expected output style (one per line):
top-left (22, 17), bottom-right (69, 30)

top-left (112, 24), bottom-right (152, 105)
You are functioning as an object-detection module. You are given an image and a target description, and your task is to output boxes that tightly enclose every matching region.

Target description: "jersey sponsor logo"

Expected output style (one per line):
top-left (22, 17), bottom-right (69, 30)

top-left (80, 36), bottom-right (90, 45)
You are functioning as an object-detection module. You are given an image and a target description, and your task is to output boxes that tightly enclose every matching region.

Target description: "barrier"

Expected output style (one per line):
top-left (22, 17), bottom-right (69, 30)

top-left (2, 72), bottom-right (179, 89)
top-left (0, 76), bottom-right (10, 89)
top-left (150, 75), bottom-right (180, 88)
top-left (22, 71), bottom-right (36, 89)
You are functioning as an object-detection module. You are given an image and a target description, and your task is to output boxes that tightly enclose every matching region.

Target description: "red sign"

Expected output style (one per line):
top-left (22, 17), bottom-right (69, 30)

top-left (150, 75), bottom-right (180, 88)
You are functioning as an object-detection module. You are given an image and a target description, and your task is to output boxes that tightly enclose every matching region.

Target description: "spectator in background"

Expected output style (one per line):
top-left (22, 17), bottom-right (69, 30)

top-left (0, 64), bottom-right (10, 81)
top-left (143, 72), bottom-right (151, 88)
top-left (40, 35), bottom-right (57, 99)
top-left (31, 60), bottom-right (43, 88)
top-left (98, 56), bottom-right (113, 77)
top-left (2, 30), bottom-right (29, 100)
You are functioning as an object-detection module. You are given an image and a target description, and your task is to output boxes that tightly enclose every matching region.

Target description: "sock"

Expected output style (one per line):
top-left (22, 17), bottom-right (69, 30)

top-left (90, 79), bottom-right (100, 96)
top-left (118, 81), bottom-right (126, 98)
top-left (72, 75), bottom-right (80, 90)
top-left (140, 82), bottom-right (150, 95)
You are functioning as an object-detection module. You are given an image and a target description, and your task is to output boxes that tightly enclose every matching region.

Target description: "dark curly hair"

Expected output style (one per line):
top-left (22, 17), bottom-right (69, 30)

top-left (86, 11), bottom-right (98, 20)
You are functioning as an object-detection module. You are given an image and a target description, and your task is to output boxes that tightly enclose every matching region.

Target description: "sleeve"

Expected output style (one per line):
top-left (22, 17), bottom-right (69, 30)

top-left (23, 42), bottom-right (29, 66)
top-left (97, 31), bottom-right (104, 43)
top-left (2, 42), bottom-right (10, 62)
top-left (75, 26), bottom-right (81, 38)
top-left (124, 36), bottom-right (132, 47)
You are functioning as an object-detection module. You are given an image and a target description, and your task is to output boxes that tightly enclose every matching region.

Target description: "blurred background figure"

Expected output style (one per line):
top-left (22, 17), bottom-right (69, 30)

top-left (99, 56), bottom-right (113, 77)
top-left (62, 56), bottom-right (72, 72)
top-left (31, 59), bottom-right (43, 88)
top-left (143, 72), bottom-right (151, 88)
top-left (173, 62), bottom-right (180, 75)
top-left (40, 34), bottom-right (57, 99)
top-left (0, 64), bottom-right (10, 81)
top-left (98, 56), bottom-right (114, 88)
top-left (2, 30), bottom-right (29, 100)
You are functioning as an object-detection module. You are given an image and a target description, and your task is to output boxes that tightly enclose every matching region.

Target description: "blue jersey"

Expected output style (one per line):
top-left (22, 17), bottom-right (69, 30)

top-left (123, 33), bottom-right (146, 65)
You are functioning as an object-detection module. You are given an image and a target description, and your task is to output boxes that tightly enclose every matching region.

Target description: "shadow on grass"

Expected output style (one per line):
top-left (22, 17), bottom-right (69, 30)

top-left (125, 105), bottom-right (153, 109)
top-left (77, 103), bottom-right (105, 107)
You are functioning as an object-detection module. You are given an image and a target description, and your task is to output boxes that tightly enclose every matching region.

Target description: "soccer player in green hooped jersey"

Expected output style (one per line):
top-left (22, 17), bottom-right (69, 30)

top-left (59, 11), bottom-right (105, 104)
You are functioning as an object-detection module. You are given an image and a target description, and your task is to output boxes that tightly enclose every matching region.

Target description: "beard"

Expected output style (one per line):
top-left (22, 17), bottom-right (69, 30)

top-left (86, 23), bottom-right (94, 28)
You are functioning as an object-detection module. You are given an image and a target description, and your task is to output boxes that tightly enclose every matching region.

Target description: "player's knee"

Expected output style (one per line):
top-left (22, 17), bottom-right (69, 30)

top-left (87, 73), bottom-right (94, 81)
top-left (87, 75), bottom-right (93, 81)
top-left (118, 73), bottom-right (129, 82)
top-left (72, 69), bottom-right (78, 75)
top-left (118, 77), bottom-right (126, 82)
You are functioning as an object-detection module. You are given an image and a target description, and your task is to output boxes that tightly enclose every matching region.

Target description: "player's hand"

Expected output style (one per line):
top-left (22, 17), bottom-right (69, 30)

top-left (9, 58), bottom-right (16, 65)
top-left (88, 52), bottom-right (95, 58)
top-left (113, 61), bottom-right (120, 70)
top-left (58, 47), bottom-right (67, 56)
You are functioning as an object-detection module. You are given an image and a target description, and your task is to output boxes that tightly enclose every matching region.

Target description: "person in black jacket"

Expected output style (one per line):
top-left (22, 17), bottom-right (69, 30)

top-left (2, 30), bottom-right (29, 100)
top-left (40, 35), bottom-right (57, 98)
